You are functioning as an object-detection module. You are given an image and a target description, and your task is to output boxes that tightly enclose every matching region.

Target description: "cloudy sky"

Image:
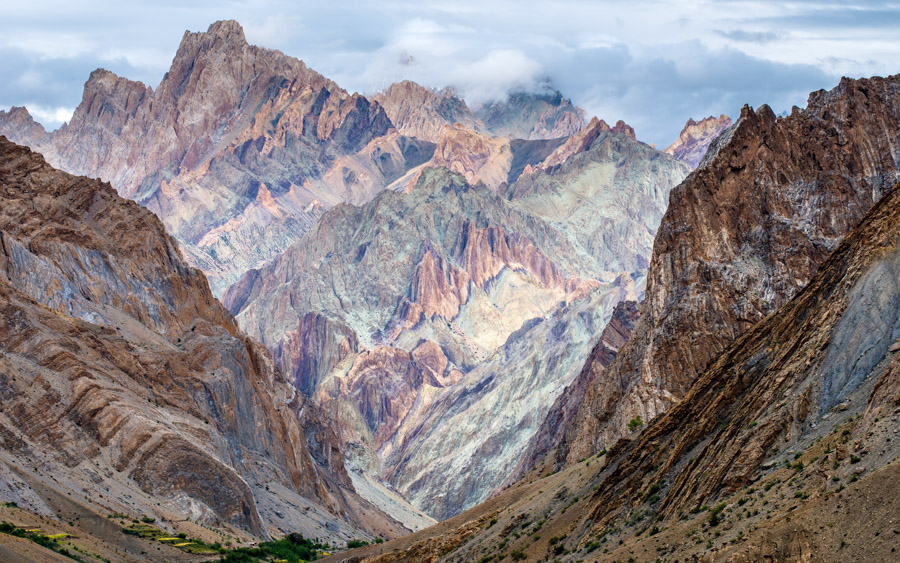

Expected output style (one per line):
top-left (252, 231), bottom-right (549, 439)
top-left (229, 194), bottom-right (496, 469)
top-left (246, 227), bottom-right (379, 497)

top-left (2, 0), bottom-right (899, 145)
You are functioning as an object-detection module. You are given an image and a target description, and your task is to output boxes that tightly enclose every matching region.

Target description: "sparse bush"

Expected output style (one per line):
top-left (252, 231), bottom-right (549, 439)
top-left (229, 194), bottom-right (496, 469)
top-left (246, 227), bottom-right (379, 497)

top-left (627, 416), bottom-right (644, 433)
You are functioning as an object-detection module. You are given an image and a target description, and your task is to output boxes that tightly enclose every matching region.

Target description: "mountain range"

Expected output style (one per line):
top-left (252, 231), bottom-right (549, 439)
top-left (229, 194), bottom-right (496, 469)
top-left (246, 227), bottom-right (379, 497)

top-left (341, 72), bottom-right (900, 563)
top-left (4, 18), bottom-right (897, 563)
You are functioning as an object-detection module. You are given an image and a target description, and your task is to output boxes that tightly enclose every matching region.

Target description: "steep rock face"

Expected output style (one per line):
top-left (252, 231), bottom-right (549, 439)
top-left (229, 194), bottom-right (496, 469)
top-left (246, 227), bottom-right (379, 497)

top-left (505, 299), bottom-right (640, 486)
top-left (408, 124), bottom-right (568, 191)
top-left (373, 82), bottom-right (486, 143)
top-left (476, 90), bottom-right (586, 140)
top-left (581, 180), bottom-right (900, 524)
top-left (0, 137), bottom-right (407, 541)
top-left (272, 312), bottom-right (360, 397)
top-left (506, 117), bottom-right (691, 274)
top-left (0, 21), bottom-right (430, 294)
top-left (421, 125), bottom-right (513, 190)
top-left (314, 341), bottom-right (462, 471)
top-left (663, 114), bottom-right (733, 168)
top-left (224, 168), bottom-right (595, 368)
top-left (559, 74), bottom-right (900, 465)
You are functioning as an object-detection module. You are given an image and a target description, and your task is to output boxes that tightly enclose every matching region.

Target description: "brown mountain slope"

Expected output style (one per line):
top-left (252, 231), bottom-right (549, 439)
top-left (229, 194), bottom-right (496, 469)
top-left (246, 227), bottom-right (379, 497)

top-left (0, 137), bottom-right (407, 544)
top-left (556, 74), bottom-right (900, 466)
top-left (331, 177), bottom-right (900, 563)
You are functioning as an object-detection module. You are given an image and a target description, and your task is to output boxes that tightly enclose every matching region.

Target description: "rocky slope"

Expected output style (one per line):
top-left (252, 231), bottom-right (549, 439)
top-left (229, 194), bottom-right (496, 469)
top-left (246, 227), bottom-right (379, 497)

top-left (223, 154), bottom-right (678, 519)
top-left (555, 73), bottom-right (900, 467)
top-left (373, 82), bottom-right (487, 143)
top-left (503, 299), bottom-right (640, 487)
top-left (224, 167), bottom-right (602, 366)
top-left (663, 114), bottom-right (733, 168)
top-left (380, 278), bottom-right (638, 520)
top-left (0, 21), bottom-right (433, 294)
top-left (475, 89), bottom-right (586, 140)
top-left (405, 124), bottom-right (568, 191)
top-left (342, 176), bottom-right (900, 563)
top-left (506, 117), bottom-right (690, 273)
top-left (0, 137), bottom-right (408, 544)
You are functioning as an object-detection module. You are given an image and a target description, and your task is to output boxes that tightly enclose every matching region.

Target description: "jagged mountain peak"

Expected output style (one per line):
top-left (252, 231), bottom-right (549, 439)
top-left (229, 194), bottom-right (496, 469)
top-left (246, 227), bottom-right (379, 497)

top-left (663, 113), bottom-right (733, 168)
top-left (204, 18), bottom-right (247, 41)
top-left (0, 105), bottom-right (47, 145)
top-left (374, 80), bottom-right (486, 143)
top-left (173, 19), bottom-right (251, 60)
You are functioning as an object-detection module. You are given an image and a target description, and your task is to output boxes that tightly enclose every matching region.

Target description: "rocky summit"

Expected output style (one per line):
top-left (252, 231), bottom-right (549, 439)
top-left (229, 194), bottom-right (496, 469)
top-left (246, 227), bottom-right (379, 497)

top-left (663, 114), bottom-right (733, 168)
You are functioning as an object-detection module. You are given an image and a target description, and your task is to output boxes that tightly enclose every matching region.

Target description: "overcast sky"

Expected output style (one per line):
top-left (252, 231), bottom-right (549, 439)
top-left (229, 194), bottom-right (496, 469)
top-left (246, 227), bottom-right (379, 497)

top-left (2, 0), bottom-right (898, 146)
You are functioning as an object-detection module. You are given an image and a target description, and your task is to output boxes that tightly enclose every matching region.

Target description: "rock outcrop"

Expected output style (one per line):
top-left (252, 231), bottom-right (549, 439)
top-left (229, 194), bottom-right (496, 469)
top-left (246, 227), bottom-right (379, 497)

top-left (663, 114), bottom-right (733, 168)
top-left (0, 106), bottom-right (47, 146)
top-left (373, 81), bottom-right (487, 143)
top-left (557, 74), bottom-right (900, 466)
top-left (505, 299), bottom-right (640, 486)
top-left (381, 276), bottom-right (637, 520)
top-left (0, 137), bottom-right (407, 542)
top-left (476, 89), bottom-right (586, 140)
top-left (225, 167), bottom-right (595, 372)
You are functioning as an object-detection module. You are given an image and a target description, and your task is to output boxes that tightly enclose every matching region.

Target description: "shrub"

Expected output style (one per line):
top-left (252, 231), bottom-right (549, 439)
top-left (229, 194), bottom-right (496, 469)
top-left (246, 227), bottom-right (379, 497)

top-left (627, 416), bottom-right (644, 432)
top-left (708, 503), bottom-right (727, 527)
top-left (510, 550), bottom-right (527, 561)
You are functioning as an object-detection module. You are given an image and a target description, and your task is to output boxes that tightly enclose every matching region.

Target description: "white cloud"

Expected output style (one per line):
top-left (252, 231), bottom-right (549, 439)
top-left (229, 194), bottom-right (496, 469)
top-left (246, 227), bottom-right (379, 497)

top-left (24, 104), bottom-right (75, 127)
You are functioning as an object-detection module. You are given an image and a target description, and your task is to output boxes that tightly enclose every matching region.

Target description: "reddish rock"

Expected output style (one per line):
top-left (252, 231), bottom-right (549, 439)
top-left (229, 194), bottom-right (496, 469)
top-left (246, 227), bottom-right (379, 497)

top-left (0, 21), bottom-right (425, 294)
top-left (0, 106), bottom-right (47, 146)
